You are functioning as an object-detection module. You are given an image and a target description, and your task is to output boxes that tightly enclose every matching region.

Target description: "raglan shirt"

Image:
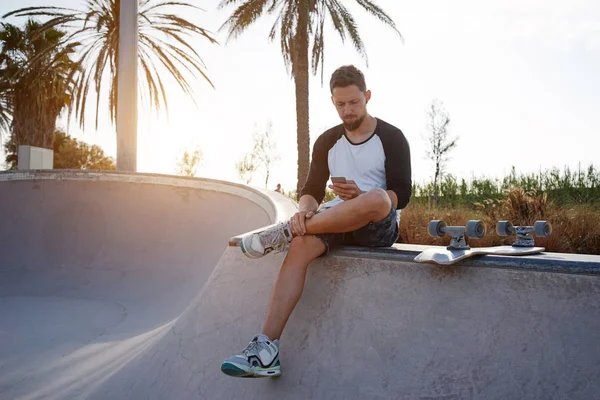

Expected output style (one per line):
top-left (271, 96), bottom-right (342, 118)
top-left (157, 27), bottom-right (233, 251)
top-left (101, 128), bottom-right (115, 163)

top-left (300, 118), bottom-right (412, 212)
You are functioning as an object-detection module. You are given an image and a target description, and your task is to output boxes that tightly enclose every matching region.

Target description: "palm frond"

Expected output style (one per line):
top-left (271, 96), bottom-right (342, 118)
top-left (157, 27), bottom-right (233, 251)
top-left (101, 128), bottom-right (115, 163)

top-left (311, 5), bottom-right (326, 84)
top-left (5, 1), bottom-right (217, 131)
top-left (2, 6), bottom-right (79, 19)
top-left (220, 0), bottom-right (401, 81)
top-left (327, 0), bottom-right (368, 63)
top-left (354, 0), bottom-right (403, 39)
top-left (0, 83), bottom-right (12, 135)
top-left (219, 0), bottom-right (272, 41)
top-left (277, 0), bottom-right (296, 73)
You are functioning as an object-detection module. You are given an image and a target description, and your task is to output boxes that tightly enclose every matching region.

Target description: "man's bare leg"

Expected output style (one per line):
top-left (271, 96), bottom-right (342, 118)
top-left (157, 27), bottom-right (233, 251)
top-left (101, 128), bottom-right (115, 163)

top-left (262, 235), bottom-right (326, 340)
top-left (261, 189), bottom-right (394, 339)
top-left (246, 188), bottom-right (394, 341)
top-left (304, 188), bottom-right (392, 235)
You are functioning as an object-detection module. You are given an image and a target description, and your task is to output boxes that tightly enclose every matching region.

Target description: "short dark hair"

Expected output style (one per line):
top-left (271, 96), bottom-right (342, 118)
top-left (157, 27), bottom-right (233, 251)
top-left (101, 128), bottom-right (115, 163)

top-left (329, 65), bottom-right (367, 94)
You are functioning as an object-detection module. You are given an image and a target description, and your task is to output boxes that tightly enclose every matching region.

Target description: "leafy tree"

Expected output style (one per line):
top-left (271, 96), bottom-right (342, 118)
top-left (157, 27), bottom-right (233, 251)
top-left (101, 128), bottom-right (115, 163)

top-left (0, 20), bottom-right (77, 149)
top-left (219, 0), bottom-right (402, 197)
top-left (53, 130), bottom-right (116, 170)
top-left (251, 121), bottom-right (280, 188)
top-left (236, 153), bottom-right (258, 185)
top-left (175, 147), bottom-right (202, 177)
top-left (4, 129), bottom-right (115, 170)
top-left (5, 1), bottom-right (217, 131)
top-left (425, 99), bottom-right (458, 207)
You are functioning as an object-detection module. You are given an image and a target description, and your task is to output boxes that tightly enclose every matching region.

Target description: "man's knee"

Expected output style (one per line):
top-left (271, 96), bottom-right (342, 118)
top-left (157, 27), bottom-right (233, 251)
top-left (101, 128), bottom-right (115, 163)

top-left (362, 188), bottom-right (391, 219)
top-left (287, 235), bottom-right (325, 262)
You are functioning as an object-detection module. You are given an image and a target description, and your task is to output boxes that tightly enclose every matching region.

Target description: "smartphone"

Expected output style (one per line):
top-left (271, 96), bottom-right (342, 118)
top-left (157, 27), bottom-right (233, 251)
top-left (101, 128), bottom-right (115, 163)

top-left (331, 177), bottom-right (347, 184)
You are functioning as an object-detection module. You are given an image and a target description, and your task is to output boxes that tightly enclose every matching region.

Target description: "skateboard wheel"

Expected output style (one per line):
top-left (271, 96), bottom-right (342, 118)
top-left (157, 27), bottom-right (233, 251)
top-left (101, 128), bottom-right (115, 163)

top-left (428, 220), bottom-right (446, 238)
top-left (534, 221), bottom-right (552, 237)
top-left (466, 220), bottom-right (485, 238)
top-left (496, 220), bottom-right (513, 236)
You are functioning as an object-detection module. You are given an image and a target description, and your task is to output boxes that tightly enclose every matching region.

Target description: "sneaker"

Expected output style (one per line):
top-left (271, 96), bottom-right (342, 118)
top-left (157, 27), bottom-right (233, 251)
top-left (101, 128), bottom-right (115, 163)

top-left (240, 222), bottom-right (293, 259)
top-left (221, 334), bottom-right (281, 378)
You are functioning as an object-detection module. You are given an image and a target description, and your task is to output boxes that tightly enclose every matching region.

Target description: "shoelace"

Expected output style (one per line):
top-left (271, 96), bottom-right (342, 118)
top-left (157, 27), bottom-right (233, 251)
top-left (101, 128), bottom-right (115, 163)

top-left (259, 225), bottom-right (290, 253)
top-left (242, 340), bottom-right (267, 357)
top-left (242, 340), bottom-right (264, 357)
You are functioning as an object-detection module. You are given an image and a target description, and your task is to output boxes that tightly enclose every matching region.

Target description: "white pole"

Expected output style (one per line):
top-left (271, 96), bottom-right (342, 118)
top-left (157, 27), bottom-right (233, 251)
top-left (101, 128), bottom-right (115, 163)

top-left (116, 0), bottom-right (138, 172)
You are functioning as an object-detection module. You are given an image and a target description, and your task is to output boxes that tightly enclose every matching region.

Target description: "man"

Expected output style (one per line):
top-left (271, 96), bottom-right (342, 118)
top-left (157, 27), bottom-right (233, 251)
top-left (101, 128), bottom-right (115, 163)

top-left (221, 65), bottom-right (412, 378)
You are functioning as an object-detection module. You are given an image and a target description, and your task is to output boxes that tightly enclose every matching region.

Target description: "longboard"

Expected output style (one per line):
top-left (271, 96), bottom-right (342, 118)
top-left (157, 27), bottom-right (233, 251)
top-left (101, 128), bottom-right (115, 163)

top-left (414, 245), bottom-right (545, 265)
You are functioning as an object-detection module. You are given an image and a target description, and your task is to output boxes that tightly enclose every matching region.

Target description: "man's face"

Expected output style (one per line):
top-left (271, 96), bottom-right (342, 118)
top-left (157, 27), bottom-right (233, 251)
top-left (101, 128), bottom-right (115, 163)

top-left (331, 85), bottom-right (371, 131)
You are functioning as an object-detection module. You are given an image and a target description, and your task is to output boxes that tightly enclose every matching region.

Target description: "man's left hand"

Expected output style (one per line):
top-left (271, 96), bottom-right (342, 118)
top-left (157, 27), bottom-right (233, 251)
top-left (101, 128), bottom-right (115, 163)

top-left (328, 180), bottom-right (363, 201)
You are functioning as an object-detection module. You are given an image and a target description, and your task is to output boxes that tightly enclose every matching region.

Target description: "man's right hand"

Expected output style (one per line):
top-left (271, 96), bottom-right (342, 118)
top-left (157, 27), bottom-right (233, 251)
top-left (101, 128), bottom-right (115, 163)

top-left (289, 210), bottom-right (316, 236)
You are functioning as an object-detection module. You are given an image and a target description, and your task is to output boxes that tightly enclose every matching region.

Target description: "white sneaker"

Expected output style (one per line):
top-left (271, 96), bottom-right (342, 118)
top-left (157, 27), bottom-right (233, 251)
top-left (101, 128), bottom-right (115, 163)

top-left (240, 221), bottom-right (293, 258)
top-left (221, 334), bottom-right (281, 378)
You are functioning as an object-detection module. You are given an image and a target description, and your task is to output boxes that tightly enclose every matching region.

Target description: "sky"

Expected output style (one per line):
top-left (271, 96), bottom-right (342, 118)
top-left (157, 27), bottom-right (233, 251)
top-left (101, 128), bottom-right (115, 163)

top-left (1, 0), bottom-right (599, 192)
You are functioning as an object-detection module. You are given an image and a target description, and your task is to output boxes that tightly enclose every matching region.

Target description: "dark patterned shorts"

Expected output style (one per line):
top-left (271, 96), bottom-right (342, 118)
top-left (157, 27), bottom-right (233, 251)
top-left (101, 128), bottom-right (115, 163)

top-left (314, 202), bottom-right (399, 257)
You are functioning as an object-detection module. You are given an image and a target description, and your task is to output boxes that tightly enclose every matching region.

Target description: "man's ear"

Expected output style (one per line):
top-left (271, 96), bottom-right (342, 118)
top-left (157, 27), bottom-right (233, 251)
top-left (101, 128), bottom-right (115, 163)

top-left (365, 90), bottom-right (371, 103)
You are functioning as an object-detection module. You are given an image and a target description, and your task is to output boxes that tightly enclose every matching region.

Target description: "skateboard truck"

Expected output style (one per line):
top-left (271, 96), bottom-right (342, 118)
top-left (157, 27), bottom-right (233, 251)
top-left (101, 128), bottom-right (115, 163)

top-left (496, 220), bottom-right (552, 247)
top-left (428, 220), bottom-right (486, 250)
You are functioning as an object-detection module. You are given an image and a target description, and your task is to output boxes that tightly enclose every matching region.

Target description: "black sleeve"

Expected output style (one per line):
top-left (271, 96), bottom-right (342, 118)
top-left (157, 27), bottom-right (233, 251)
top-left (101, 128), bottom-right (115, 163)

top-left (378, 124), bottom-right (412, 209)
top-left (300, 128), bottom-right (341, 204)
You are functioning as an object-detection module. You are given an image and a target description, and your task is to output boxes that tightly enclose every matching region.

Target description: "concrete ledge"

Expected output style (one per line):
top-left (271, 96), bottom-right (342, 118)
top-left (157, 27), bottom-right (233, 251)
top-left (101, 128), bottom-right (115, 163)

top-left (331, 243), bottom-right (600, 276)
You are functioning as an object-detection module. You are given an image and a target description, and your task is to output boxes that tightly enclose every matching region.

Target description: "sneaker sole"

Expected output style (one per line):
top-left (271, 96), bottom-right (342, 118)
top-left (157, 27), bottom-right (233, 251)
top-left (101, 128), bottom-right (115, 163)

top-left (240, 237), bottom-right (260, 259)
top-left (221, 362), bottom-right (280, 378)
top-left (221, 362), bottom-right (254, 377)
top-left (254, 364), bottom-right (281, 377)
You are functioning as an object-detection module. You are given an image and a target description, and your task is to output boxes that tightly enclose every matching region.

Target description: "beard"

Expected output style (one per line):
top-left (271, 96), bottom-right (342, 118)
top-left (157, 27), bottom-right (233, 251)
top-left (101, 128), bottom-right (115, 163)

top-left (342, 114), bottom-right (365, 131)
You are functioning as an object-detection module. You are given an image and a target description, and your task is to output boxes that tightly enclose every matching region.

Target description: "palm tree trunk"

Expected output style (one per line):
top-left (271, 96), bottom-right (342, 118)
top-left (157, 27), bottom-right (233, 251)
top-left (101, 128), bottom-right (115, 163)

top-left (13, 91), bottom-right (46, 149)
top-left (293, 3), bottom-right (310, 199)
top-left (13, 86), bottom-right (58, 150)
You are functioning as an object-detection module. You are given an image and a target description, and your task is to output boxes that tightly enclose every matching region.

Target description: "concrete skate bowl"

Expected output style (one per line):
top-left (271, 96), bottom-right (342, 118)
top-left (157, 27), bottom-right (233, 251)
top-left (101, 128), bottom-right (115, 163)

top-left (0, 170), bottom-right (295, 400)
top-left (2, 170), bottom-right (600, 400)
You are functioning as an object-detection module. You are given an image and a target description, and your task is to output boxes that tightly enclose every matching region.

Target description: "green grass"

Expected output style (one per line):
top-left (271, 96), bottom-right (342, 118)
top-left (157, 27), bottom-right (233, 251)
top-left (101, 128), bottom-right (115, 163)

top-left (413, 164), bottom-right (600, 208)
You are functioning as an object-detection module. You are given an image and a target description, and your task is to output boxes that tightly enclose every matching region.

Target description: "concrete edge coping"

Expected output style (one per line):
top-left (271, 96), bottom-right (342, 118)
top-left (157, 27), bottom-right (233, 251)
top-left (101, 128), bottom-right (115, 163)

top-left (0, 169), bottom-right (297, 231)
top-left (330, 244), bottom-right (600, 276)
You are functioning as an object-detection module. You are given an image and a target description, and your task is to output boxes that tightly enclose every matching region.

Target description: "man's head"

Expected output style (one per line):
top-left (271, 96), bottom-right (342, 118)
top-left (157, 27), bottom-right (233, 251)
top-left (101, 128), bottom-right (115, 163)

top-left (330, 65), bottom-right (371, 131)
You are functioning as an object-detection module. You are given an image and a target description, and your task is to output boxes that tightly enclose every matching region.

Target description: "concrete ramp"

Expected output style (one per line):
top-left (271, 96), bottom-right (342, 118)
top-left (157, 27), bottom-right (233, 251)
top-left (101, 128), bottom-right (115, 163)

top-left (1, 171), bottom-right (600, 400)
top-left (0, 171), bottom-right (290, 400)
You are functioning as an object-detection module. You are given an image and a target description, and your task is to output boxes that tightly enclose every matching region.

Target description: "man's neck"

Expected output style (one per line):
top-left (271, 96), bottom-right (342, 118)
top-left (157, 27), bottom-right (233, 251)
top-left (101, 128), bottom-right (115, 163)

top-left (345, 115), bottom-right (377, 143)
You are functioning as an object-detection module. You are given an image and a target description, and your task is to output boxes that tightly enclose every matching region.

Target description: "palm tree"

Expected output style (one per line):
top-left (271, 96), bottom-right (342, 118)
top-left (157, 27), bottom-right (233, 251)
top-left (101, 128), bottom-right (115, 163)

top-left (4, 0), bottom-right (217, 131)
top-left (0, 20), bottom-right (78, 150)
top-left (219, 1), bottom-right (402, 196)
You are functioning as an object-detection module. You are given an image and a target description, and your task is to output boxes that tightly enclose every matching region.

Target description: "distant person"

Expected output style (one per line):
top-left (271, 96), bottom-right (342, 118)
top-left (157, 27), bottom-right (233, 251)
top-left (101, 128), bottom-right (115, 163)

top-left (274, 183), bottom-right (281, 193)
top-left (221, 65), bottom-right (412, 378)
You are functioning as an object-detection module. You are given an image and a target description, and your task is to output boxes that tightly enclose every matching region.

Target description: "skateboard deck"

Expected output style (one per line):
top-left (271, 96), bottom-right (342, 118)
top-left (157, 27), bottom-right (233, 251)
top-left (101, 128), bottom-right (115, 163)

top-left (414, 245), bottom-right (545, 265)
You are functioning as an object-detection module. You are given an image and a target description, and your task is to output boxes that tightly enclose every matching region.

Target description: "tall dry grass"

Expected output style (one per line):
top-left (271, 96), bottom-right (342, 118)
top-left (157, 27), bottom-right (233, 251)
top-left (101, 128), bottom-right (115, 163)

top-left (399, 188), bottom-right (600, 255)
